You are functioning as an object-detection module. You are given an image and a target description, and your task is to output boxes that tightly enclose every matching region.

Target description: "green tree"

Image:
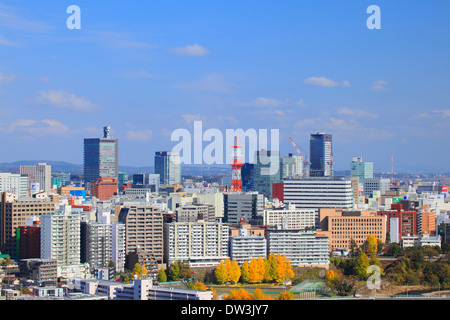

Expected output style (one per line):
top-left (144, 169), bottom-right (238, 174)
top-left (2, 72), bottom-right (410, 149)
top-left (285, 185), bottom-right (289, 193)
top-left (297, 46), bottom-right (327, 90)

top-left (389, 243), bottom-right (403, 257)
top-left (168, 261), bottom-right (180, 281)
top-left (157, 268), bottom-right (167, 283)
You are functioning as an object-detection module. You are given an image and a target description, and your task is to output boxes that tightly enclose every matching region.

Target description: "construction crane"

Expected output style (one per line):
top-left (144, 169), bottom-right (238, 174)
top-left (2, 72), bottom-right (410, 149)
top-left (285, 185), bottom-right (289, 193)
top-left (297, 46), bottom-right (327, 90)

top-left (288, 137), bottom-right (310, 177)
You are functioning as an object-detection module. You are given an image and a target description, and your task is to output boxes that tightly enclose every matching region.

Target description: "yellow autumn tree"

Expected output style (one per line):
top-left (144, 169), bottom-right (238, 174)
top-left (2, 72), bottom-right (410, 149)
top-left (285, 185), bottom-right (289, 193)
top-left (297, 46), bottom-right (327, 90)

top-left (264, 253), bottom-right (278, 283)
top-left (224, 288), bottom-right (253, 300)
top-left (240, 260), bottom-right (250, 283)
top-left (366, 235), bottom-right (378, 256)
top-left (251, 288), bottom-right (274, 300)
top-left (276, 254), bottom-right (294, 284)
top-left (215, 260), bottom-right (228, 284)
top-left (277, 292), bottom-right (294, 300)
top-left (192, 281), bottom-right (207, 291)
top-left (248, 257), bottom-right (265, 283)
top-left (228, 259), bottom-right (241, 284)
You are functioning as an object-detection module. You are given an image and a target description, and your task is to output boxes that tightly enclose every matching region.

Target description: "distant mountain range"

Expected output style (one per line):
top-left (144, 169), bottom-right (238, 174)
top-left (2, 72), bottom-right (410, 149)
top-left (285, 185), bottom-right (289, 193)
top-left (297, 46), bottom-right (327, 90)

top-left (0, 160), bottom-right (231, 177)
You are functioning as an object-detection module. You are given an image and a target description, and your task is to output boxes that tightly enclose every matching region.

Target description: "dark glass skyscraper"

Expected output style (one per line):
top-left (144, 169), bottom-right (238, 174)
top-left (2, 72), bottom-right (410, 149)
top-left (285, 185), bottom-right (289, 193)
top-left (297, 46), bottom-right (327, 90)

top-left (309, 132), bottom-right (333, 177)
top-left (154, 151), bottom-right (181, 185)
top-left (83, 125), bottom-right (119, 183)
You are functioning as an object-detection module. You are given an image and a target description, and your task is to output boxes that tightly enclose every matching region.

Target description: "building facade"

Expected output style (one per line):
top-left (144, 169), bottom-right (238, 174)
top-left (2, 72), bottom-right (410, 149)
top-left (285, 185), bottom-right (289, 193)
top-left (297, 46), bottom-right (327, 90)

top-left (223, 192), bottom-right (264, 224)
top-left (154, 151), bottom-right (181, 185)
top-left (350, 157), bottom-right (373, 180)
top-left (20, 163), bottom-right (52, 193)
top-left (309, 132), bottom-right (333, 177)
top-left (83, 126), bottom-right (119, 183)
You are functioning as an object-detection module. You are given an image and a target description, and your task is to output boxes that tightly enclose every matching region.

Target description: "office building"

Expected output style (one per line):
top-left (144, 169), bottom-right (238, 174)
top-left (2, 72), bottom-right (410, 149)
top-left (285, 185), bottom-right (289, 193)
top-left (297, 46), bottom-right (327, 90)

top-left (84, 125), bottom-right (119, 183)
top-left (90, 176), bottom-right (118, 200)
top-left (18, 218), bottom-right (41, 259)
top-left (164, 221), bottom-right (229, 267)
top-left (318, 208), bottom-right (386, 252)
top-left (154, 151), bottom-right (181, 185)
top-left (363, 178), bottom-right (390, 197)
top-left (280, 153), bottom-right (303, 179)
top-left (20, 163), bottom-right (52, 193)
top-left (282, 177), bottom-right (354, 212)
top-left (309, 132), bottom-right (333, 177)
top-left (0, 192), bottom-right (56, 257)
top-left (0, 173), bottom-right (28, 198)
top-left (223, 192), bottom-right (264, 224)
top-left (377, 204), bottom-right (417, 241)
top-left (253, 149), bottom-right (281, 200)
top-left (267, 229), bottom-right (329, 267)
top-left (132, 173), bottom-right (160, 192)
top-left (241, 163), bottom-right (255, 192)
top-left (350, 157), bottom-right (373, 180)
top-left (118, 173), bottom-right (129, 190)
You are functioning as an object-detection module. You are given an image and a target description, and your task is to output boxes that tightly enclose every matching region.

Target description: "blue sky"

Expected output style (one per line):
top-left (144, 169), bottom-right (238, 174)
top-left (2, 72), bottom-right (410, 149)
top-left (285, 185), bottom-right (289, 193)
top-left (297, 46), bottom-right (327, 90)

top-left (0, 0), bottom-right (449, 172)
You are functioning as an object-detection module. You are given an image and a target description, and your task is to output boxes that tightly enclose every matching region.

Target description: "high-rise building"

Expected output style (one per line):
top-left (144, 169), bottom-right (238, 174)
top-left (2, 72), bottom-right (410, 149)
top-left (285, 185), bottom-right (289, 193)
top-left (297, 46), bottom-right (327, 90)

top-left (241, 163), bottom-right (255, 192)
top-left (132, 173), bottom-right (160, 192)
top-left (0, 173), bottom-right (28, 197)
top-left (154, 151), bottom-right (181, 185)
top-left (350, 157), bottom-right (373, 180)
top-left (223, 192), bottom-right (264, 224)
top-left (118, 173), bottom-right (129, 190)
top-left (363, 178), bottom-right (390, 197)
top-left (309, 132), bottom-right (333, 177)
top-left (40, 206), bottom-right (82, 267)
top-left (118, 205), bottom-right (164, 269)
top-left (229, 227), bottom-right (267, 264)
top-left (253, 149), bottom-right (281, 200)
top-left (84, 125), bottom-right (119, 183)
top-left (280, 153), bottom-right (303, 179)
top-left (81, 221), bottom-right (112, 272)
top-left (20, 163), bottom-right (52, 193)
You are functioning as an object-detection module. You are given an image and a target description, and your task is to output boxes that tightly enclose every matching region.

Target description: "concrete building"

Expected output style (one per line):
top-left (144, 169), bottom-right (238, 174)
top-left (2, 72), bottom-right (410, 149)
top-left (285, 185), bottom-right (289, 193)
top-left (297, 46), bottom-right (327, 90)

top-left (118, 205), bottom-right (164, 271)
top-left (267, 229), bottom-right (329, 267)
top-left (363, 178), bottom-right (390, 198)
top-left (20, 163), bottom-right (52, 193)
top-left (253, 149), bottom-right (281, 200)
top-left (83, 125), bottom-right (119, 183)
top-left (402, 233), bottom-right (441, 248)
top-left (223, 192), bottom-right (264, 224)
top-left (164, 221), bottom-right (229, 267)
top-left (229, 227), bottom-right (267, 264)
top-left (112, 223), bottom-right (126, 273)
top-left (73, 278), bottom-right (212, 300)
top-left (175, 198), bottom-right (216, 223)
top-left (132, 173), bottom-right (160, 193)
top-left (90, 176), bottom-right (118, 200)
top-left (154, 151), bottom-right (181, 185)
top-left (318, 208), bottom-right (386, 252)
top-left (350, 157), bottom-right (373, 180)
top-left (40, 206), bottom-right (82, 267)
top-left (0, 192), bottom-right (56, 257)
top-left (282, 177), bottom-right (354, 212)
top-left (81, 222), bottom-right (112, 272)
top-left (280, 153), bottom-right (303, 179)
top-left (378, 204), bottom-right (417, 241)
top-left (263, 203), bottom-right (316, 230)
top-left (19, 259), bottom-right (57, 283)
top-left (0, 173), bottom-right (28, 198)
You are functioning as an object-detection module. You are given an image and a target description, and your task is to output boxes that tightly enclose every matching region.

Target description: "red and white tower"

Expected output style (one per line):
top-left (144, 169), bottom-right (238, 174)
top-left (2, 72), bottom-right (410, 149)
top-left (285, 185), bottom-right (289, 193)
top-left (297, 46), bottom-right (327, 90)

top-left (230, 136), bottom-right (243, 192)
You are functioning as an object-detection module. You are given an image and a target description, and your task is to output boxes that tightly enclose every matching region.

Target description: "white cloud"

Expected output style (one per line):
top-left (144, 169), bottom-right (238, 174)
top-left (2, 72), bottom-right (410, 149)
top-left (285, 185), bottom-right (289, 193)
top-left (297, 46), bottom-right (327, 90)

top-left (121, 70), bottom-right (155, 79)
top-left (241, 97), bottom-right (283, 108)
top-left (35, 90), bottom-right (101, 112)
top-left (371, 80), bottom-right (389, 92)
top-left (169, 44), bottom-right (210, 56)
top-left (303, 76), bottom-right (350, 88)
top-left (182, 114), bottom-right (207, 125)
top-left (419, 109), bottom-right (450, 118)
top-left (338, 107), bottom-right (379, 119)
top-left (0, 72), bottom-right (16, 85)
top-left (126, 129), bottom-right (153, 142)
top-left (0, 119), bottom-right (70, 137)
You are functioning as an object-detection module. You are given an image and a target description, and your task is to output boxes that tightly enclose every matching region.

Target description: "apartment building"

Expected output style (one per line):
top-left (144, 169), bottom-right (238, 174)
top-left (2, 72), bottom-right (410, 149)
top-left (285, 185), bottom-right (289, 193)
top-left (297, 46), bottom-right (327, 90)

top-left (81, 222), bottom-right (112, 272)
top-left (19, 259), bottom-right (58, 283)
top-left (267, 229), bottom-right (329, 267)
top-left (175, 198), bottom-right (216, 223)
top-left (229, 227), bottom-right (267, 264)
top-left (263, 203), bottom-right (316, 230)
top-left (118, 205), bottom-right (164, 269)
top-left (164, 221), bottom-right (229, 267)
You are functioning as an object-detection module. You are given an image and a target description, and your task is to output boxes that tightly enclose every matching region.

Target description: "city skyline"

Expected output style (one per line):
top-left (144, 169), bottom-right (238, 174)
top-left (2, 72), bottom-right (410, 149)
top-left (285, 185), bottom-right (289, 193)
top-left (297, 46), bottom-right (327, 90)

top-left (0, 1), bottom-right (449, 173)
